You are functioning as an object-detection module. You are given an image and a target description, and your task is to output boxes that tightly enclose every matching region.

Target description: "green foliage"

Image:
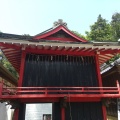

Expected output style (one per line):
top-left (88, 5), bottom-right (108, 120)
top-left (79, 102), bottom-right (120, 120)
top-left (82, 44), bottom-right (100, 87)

top-left (22, 34), bottom-right (30, 36)
top-left (106, 54), bottom-right (120, 64)
top-left (72, 31), bottom-right (86, 39)
top-left (22, 34), bottom-right (31, 39)
top-left (0, 52), bottom-right (18, 78)
top-left (111, 12), bottom-right (120, 41)
top-left (86, 14), bottom-right (113, 41)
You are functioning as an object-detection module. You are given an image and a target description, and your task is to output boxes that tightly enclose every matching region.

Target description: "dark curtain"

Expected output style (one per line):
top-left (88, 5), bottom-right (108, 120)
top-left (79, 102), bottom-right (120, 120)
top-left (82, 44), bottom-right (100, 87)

top-left (18, 103), bottom-right (26, 120)
top-left (23, 54), bottom-right (98, 87)
top-left (52, 102), bottom-right (103, 120)
top-left (52, 102), bottom-right (61, 120)
top-left (65, 102), bottom-right (103, 120)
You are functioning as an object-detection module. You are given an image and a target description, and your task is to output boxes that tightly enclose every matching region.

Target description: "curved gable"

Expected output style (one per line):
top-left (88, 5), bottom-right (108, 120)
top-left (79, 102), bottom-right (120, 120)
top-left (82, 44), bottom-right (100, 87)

top-left (34, 25), bottom-right (87, 43)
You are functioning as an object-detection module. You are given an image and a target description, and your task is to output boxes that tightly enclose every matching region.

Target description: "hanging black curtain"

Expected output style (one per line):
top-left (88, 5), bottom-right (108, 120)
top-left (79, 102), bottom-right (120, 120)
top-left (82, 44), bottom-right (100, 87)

top-left (65, 102), bottom-right (103, 120)
top-left (23, 54), bottom-right (98, 87)
top-left (52, 102), bottom-right (61, 120)
top-left (18, 103), bottom-right (26, 120)
top-left (52, 102), bottom-right (103, 120)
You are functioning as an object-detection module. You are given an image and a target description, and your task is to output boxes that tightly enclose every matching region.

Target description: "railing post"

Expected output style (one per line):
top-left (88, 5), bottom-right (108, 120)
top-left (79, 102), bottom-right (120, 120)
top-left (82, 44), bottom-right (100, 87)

top-left (116, 80), bottom-right (120, 94)
top-left (61, 107), bottom-right (65, 120)
top-left (13, 108), bottom-right (19, 120)
top-left (102, 105), bottom-right (107, 120)
top-left (0, 82), bottom-right (3, 98)
top-left (45, 88), bottom-right (48, 95)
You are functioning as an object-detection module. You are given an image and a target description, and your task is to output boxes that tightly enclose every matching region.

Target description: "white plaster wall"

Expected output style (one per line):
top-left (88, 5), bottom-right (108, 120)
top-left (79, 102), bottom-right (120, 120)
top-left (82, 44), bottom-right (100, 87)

top-left (25, 103), bottom-right (52, 120)
top-left (0, 102), bottom-right (14, 120)
top-left (0, 102), bottom-right (8, 120)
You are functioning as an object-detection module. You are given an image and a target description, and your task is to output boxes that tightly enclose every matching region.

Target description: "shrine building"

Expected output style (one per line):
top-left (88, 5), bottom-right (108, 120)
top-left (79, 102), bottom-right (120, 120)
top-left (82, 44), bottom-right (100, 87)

top-left (0, 19), bottom-right (120, 120)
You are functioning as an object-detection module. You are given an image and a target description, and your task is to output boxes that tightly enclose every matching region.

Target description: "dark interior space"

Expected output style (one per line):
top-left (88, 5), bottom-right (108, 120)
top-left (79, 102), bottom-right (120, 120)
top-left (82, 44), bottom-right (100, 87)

top-left (52, 102), bottom-right (103, 120)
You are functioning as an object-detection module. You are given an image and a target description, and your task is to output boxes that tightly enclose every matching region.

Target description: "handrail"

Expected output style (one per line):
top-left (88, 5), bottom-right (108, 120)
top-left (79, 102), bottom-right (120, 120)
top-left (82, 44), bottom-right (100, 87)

top-left (0, 80), bottom-right (120, 100)
top-left (2, 86), bottom-right (119, 89)
top-left (1, 86), bottom-right (119, 95)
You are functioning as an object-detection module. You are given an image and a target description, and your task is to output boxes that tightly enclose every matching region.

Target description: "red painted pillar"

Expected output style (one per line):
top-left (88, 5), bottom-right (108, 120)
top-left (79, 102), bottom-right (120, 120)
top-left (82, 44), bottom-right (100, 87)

top-left (13, 109), bottom-right (19, 120)
top-left (0, 82), bottom-right (2, 98)
top-left (61, 107), bottom-right (65, 120)
top-left (102, 105), bottom-right (107, 120)
top-left (95, 53), bottom-right (102, 87)
top-left (116, 80), bottom-right (120, 94)
top-left (95, 53), bottom-right (107, 119)
top-left (18, 50), bottom-right (26, 87)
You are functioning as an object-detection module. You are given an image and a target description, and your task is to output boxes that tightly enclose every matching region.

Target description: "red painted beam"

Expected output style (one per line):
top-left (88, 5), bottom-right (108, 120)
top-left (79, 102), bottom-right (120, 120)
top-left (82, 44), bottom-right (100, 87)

top-left (65, 47), bottom-right (72, 51)
top-left (26, 48), bottom-right (95, 56)
top-left (2, 48), bottom-right (15, 52)
top-left (89, 48), bottom-right (98, 53)
top-left (5, 55), bottom-right (21, 60)
top-left (100, 49), bottom-right (120, 54)
top-left (83, 48), bottom-right (92, 52)
top-left (5, 55), bottom-right (20, 60)
top-left (3, 50), bottom-right (19, 53)
top-left (98, 48), bottom-right (105, 52)
top-left (0, 43), bottom-right (21, 50)
top-left (18, 51), bottom-right (26, 87)
top-left (20, 97), bottom-right (101, 103)
top-left (99, 57), bottom-right (107, 61)
top-left (4, 51), bottom-right (21, 55)
top-left (77, 47), bottom-right (85, 52)
top-left (104, 54), bottom-right (114, 58)
top-left (72, 47), bottom-right (79, 52)
top-left (45, 36), bottom-right (80, 42)
top-left (1, 94), bottom-right (120, 100)
top-left (95, 54), bottom-right (103, 87)
top-left (34, 25), bottom-right (87, 42)
top-left (53, 46), bottom-right (58, 50)
top-left (7, 58), bottom-right (20, 62)
top-left (5, 54), bottom-right (21, 58)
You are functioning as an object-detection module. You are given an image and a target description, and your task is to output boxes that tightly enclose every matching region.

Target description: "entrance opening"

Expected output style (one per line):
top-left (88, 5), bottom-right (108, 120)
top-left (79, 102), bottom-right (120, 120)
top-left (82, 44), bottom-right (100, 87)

top-left (25, 103), bottom-right (52, 120)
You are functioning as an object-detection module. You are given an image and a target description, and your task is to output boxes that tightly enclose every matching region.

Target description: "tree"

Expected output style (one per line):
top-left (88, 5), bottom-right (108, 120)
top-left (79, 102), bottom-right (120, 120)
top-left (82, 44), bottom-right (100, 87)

top-left (86, 14), bottom-right (113, 41)
top-left (111, 12), bottom-right (120, 41)
top-left (0, 51), bottom-right (18, 78)
top-left (72, 31), bottom-right (86, 39)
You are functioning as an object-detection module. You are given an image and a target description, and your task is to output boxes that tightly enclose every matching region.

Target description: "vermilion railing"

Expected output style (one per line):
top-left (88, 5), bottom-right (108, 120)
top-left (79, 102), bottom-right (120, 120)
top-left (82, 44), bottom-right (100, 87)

top-left (1, 86), bottom-right (120, 95)
top-left (0, 81), bottom-right (120, 99)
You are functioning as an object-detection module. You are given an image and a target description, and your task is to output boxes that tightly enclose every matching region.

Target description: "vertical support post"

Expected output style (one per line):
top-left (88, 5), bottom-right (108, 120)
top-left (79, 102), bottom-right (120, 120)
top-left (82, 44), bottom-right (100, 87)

top-left (95, 53), bottom-right (102, 87)
top-left (0, 82), bottom-right (2, 98)
top-left (118, 98), bottom-right (120, 120)
top-left (18, 50), bottom-right (26, 87)
top-left (116, 80), bottom-right (120, 94)
top-left (95, 53), bottom-right (107, 119)
top-left (102, 105), bottom-right (107, 120)
top-left (13, 109), bottom-right (19, 120)
top-left (61, 107), bottom-right (65, 120)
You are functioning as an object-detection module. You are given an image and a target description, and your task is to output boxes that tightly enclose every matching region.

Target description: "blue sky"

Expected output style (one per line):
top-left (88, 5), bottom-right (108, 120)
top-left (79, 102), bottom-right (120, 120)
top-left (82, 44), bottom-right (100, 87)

top-left (0, 0), bottom-right (120, 36)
